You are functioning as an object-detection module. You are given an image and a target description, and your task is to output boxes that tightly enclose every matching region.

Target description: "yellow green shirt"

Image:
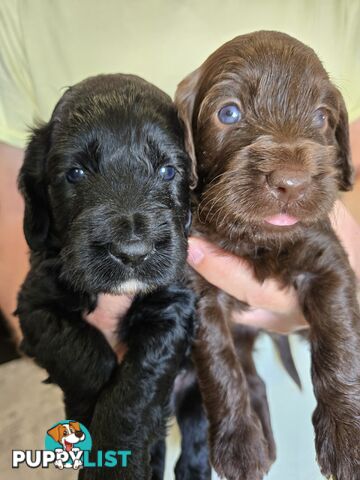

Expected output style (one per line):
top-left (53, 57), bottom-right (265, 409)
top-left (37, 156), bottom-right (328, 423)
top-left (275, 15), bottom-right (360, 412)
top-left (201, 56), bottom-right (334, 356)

top-left (1, 0), bottom-right (360, 149)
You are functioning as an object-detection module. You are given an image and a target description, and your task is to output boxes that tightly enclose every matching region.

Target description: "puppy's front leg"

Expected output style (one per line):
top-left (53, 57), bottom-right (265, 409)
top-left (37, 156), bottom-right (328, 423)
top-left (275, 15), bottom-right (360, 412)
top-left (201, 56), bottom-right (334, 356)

top-left (296, 233), bottom-right (360, 480)
top-left (174, 369), bottom-right (211, 480)
top-left (192, 287), bottom-right (270, 480)
top-left (17, 264), bottom-right (117, 426)
top-left (78, 285), bottom-right (195, 480)
top-left (232, 324), bottom-right (276, 464)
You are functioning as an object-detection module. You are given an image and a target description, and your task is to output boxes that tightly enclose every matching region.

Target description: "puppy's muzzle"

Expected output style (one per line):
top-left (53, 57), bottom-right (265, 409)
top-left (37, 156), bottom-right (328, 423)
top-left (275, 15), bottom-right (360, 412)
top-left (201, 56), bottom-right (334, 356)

top-left (109, 239), bottom-right (154, 266)
top-left (266, 169), bottom-right (311, 203)
top-left (105, 211), bottom-right (155, 266)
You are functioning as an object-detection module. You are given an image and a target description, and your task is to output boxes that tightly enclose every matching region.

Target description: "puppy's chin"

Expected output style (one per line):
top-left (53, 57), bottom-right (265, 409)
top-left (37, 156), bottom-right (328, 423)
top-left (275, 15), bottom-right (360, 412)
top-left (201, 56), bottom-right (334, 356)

top-left (110, 279), bottom-right (151, 296)
top-left (237, 223), bottom-right (305, 246)
top-left (254, 221), bottom-right (307, 244)
top-left (90, 276), bottom-right (177, 296)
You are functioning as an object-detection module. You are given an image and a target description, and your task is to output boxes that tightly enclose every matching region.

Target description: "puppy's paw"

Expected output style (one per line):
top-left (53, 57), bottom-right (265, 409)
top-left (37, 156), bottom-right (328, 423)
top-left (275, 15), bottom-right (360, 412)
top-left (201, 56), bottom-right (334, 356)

top-left (211, 415), bottom-right (270, 480)
top-left (247, 374), bottom-right (276, 464)
top-left (175, 455), bottom-right (211, 480)
top-left (147, 284), bottom-right (196, 334)
top-left (314, 404), bottom-right (360, 480)
top-left (122, 284), bottom-right (196, 348)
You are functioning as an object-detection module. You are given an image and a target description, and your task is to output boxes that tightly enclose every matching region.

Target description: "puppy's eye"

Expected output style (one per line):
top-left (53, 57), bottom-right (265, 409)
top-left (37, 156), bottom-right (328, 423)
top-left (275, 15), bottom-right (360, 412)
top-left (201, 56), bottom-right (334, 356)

top-left (313, 108), bottom-right (328, 129)
top-left (66, 168), bottom-right (85, 183)
top-left (159, 165), bottom-right (176, 181)
top-left (218, 104), bottom-right (242, 124)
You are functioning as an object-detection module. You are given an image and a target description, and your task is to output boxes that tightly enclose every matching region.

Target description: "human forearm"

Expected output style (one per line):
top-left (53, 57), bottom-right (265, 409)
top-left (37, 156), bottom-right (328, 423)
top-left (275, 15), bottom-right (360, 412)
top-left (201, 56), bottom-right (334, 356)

top-left (0, 143), bottom-right (27, 342)
top-left (331, 200), bottom-right (360, 281)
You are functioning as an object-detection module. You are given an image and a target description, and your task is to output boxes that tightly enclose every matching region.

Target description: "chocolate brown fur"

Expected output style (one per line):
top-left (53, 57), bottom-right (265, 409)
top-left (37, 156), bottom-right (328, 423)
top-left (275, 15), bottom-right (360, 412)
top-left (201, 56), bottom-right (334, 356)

top-left (175, 31), bottom-right (360, 480)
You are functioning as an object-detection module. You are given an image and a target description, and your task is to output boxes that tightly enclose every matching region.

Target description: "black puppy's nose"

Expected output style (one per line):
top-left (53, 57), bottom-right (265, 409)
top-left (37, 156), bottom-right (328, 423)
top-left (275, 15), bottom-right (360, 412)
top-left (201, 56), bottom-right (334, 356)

top-left (109, 240), bottom-right (153, 266)
top-left (267, 170), bottom-right (310, 203)
top-left (75, 431), bottom-right (83, 438)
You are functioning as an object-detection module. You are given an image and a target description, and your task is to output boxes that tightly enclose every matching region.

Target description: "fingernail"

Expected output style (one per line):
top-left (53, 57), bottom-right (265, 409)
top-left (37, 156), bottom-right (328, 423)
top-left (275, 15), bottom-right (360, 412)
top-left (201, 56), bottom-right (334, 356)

top-left (187, 240), bottom-right (205, 265)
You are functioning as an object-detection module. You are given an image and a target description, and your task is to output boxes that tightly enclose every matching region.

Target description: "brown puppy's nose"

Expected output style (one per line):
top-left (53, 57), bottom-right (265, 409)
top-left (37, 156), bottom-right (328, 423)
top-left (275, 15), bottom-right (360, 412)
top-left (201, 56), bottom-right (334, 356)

top-left (267, 170), bottom-right (310, 203)
top-left (75, 431), bottom-right (83, 438)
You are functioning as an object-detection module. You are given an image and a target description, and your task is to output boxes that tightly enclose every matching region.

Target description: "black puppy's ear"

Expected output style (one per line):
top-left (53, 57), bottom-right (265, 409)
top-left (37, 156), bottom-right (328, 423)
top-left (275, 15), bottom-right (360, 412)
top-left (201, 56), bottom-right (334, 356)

top-left (18, 123), bottom-right (53, 251)
top-left (175, 68), bottom-right (202, 189)
top-left (334, 91), bottom-right (354, 191)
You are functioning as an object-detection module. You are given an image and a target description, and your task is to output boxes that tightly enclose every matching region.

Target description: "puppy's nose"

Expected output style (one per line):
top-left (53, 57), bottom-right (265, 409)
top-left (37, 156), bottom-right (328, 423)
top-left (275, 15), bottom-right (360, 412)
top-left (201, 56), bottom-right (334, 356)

top-left (267, 170), bottom-right (310, 203)
top-left (74, 431), bottom-right (83, 438)
top-left (109, 240), bottom-right (153, 266)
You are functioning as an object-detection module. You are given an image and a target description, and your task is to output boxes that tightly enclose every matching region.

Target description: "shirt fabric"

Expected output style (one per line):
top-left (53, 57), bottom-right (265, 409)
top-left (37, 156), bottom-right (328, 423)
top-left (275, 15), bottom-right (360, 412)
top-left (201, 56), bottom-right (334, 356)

top-left (0, 0), bottom-right (360, 149)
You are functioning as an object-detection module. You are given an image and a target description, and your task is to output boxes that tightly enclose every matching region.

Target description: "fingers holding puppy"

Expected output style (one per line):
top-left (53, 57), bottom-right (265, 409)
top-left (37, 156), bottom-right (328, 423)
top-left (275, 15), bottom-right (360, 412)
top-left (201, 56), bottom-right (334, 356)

top-left (188, 237), bottom-right (307, 334)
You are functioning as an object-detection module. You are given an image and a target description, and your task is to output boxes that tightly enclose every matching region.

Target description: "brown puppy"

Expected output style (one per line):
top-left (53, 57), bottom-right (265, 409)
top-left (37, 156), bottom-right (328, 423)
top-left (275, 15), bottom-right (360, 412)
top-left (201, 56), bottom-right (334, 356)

top-left (175, 31), bottom-right (360, 480)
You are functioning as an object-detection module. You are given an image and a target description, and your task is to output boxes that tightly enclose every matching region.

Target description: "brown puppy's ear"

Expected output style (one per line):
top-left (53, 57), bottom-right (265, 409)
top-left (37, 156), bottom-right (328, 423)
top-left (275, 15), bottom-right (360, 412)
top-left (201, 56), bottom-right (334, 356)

top-left (47, 424), bottom-right (63, 443)
top-left (18, 122), bottom-right (53, 251)
top-left (334, 92), bottom-right (354, 191)
top-left (175, 68), bottom-right (202, 189)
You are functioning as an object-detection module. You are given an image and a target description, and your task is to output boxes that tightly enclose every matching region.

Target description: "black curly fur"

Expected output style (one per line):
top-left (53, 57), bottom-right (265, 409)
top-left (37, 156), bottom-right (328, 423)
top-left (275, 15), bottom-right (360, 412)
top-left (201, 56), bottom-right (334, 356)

top-left (16, 74), bottom-right (204, 479)
top-left (79, 286), bottom-right (196, 479)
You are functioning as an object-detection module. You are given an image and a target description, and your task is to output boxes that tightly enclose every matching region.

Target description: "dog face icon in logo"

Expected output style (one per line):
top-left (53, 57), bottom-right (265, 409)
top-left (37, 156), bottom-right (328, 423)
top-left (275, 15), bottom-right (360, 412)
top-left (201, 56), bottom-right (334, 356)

top-left (47, 421), bottom-right (85, 452)
top-left (45, 420), bottom-right (91, 470)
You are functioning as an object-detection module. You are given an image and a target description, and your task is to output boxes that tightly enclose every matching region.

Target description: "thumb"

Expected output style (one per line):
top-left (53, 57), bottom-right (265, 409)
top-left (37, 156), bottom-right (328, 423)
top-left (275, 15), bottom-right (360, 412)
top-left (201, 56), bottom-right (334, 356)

top-left (187, 237), bottom-right (260, 304)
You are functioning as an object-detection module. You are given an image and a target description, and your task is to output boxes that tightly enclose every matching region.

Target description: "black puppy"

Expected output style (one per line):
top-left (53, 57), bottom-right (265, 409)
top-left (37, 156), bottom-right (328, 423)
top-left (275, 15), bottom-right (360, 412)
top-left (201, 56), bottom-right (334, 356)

top-left (16, 74), bottom-right (196, 479)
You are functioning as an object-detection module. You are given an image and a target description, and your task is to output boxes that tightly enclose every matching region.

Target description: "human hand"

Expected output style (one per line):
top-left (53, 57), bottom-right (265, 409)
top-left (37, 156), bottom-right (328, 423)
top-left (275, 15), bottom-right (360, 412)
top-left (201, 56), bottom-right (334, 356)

top-left (330, 200), bottom-right (360, 279)
top-left (84, 293), bottom-right (133, 360)
top-left (187, 237), bottom-right (308, 335)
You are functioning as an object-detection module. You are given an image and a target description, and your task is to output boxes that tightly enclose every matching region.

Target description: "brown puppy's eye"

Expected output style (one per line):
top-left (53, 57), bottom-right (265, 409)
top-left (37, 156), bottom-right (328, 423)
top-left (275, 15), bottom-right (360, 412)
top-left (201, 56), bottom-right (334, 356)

top-left (313, 108), bottom-right (328, 129)
top-left (218, 104), bottom-right (242, 124)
